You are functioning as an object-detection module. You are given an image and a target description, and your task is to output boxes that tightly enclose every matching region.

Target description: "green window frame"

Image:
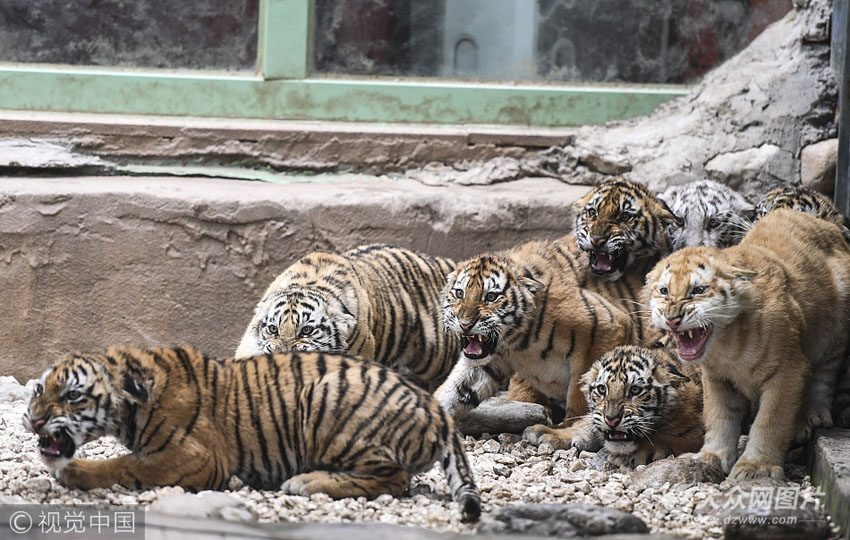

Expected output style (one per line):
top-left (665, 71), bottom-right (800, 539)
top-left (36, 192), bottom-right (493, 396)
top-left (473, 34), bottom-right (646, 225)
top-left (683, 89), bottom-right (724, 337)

top-left (0, 0), bottom-right (687, 127)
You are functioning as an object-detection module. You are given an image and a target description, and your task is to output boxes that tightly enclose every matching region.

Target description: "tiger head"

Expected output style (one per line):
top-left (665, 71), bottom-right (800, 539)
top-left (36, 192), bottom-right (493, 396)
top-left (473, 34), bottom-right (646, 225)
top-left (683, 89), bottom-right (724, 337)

top-left (756, 186), bottom-right (850, 227)
top-left (574, 178), bottom-right (682, 281)
top-left (660, 180), bottom-right (754, 251)
top-left (24, 350), bottom-right (149, 470)
top-left (443, 256), bottom-right (543, 364)
top-left (243, 288), bottom-right (357, 357)
top-left (645, 247), bottom-right (756, 364)
top-left (581, 345), bottom-right (691, 457)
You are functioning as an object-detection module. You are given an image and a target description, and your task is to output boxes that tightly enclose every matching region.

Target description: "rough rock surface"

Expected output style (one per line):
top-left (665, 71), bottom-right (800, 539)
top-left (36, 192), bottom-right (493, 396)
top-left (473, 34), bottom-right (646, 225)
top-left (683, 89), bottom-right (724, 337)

top-left (150, 492), bottom-right (256, 522)
top-left (633, 458), bottom-right (727, 490)
top-left (1, 380), bottom-right (836, 539)
top-left (809, 428), bottom-right (850, 538)
top-left (455, 398), bottom-right (550, 437)
top-left (406, 0), bottom-right (837, 200)
top-left (801, 138), bottom-right (839, 195)
top-left (478, 503), bottom-right (648, 536)
top-left (0, 176), bottom-right (587, 382)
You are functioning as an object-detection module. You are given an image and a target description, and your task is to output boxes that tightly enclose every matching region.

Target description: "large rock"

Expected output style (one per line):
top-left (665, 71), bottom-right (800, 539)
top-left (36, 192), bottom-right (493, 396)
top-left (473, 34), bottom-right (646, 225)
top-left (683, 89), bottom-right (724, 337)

top-left (0, 377), bottom-right (31, 403)
top-left (633, 457), bottom-right (727, 489)
top-left (149, 492), bottom-right (255, 522)
top-left (477, 503), bottom-right (649, 536)
top-left (456, 397), bottom-right (550, 437)
top-left (800, 138), bottom-right (838, 196)
top-left (0, 176), bottom-right (587, 381)
top-left (809, 428), bottom-right (850, 539)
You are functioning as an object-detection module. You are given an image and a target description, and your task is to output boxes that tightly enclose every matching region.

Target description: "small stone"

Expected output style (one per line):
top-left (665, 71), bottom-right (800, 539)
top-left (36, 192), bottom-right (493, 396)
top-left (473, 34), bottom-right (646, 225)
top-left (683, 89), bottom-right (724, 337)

top-left (569, 460), bottom-right (586, 472)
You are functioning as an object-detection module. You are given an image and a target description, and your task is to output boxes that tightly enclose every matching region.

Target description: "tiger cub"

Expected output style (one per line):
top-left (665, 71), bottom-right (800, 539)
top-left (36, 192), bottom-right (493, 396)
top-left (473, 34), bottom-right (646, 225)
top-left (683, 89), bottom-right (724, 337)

top-left (25, 346), bottom-right (481, 521)
top-left (435, 237), bottom-right (648, 447)
top-left (235, 244), bottom-right (458, 390)
top-left (543, 345), bottom-right (703, 466)
top-left (574, 177), bottom-right (682, 282)
top-left (645, 209), bottom-right (850, 480)
top-left (755, 186), bottom-right (850, 241)
top-left (660, 180), bottom-right (754, 250)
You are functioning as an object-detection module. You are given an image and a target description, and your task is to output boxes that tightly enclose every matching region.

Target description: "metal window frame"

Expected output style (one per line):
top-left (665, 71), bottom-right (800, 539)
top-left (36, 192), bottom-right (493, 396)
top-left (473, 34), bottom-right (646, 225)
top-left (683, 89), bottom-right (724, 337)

top-left (0, 0), bottom-right (687, 127)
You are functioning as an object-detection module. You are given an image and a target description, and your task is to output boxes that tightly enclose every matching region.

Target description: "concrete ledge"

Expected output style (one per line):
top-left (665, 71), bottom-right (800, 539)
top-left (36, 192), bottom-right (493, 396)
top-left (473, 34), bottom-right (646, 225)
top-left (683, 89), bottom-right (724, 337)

top-left (0, 110), bottom-right (574, 174)
top-left (809, 428), bottom-right (850, 539)
top-left (0, 175), bottom-right (587, 381)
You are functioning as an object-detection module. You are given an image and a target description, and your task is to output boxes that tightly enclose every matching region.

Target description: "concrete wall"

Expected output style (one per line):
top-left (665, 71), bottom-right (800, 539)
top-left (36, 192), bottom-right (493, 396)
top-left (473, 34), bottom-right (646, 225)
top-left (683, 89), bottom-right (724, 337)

top-left (0, 176), bottom-right (588, 382)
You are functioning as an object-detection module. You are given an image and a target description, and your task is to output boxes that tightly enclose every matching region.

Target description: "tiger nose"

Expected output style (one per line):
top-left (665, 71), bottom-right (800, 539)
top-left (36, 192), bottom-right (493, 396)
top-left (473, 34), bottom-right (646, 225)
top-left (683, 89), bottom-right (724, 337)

top-left (459, 319), bottom-right (477, 333)
top-left (590, 235), bottom-right (606, 248)
top-left (604, 414), bottom-right (622, 427)
top-left (666, 316), bottom-right (683, 331)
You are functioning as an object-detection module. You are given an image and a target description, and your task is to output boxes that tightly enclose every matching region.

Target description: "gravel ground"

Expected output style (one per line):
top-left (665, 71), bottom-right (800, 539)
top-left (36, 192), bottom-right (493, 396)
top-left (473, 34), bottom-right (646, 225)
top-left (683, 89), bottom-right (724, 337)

top-left (0, 378), bottom-right (830, 538)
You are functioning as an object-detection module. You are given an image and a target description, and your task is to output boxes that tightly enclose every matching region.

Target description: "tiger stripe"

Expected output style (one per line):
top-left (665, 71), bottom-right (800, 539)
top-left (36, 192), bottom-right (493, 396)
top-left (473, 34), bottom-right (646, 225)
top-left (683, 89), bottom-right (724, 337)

top-left (236, 244), bottom-right (459, 390)
top-left (25, 346), bottom-right (480, 522)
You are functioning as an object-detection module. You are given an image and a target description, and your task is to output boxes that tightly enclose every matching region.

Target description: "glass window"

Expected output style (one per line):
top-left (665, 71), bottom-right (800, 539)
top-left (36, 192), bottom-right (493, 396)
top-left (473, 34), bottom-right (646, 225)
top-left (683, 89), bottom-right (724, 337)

top-left (0, 0), bottom-right (259, 70)
top-left (313, 0), bottom-right (792, 84)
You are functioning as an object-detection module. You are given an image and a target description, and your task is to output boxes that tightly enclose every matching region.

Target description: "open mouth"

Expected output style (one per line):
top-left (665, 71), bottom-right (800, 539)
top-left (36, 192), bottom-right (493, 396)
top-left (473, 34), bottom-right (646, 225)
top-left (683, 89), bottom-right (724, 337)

top-left (38, 431), bottom-right (76, 461)
top-left (673, 326), bottom-right (713, 361)
top-left (459, 334), bottom-right (498, 360)
top-left (589, 249), bottom-right (626, 276)
top-left (605, 430), bottom-right (635, 443)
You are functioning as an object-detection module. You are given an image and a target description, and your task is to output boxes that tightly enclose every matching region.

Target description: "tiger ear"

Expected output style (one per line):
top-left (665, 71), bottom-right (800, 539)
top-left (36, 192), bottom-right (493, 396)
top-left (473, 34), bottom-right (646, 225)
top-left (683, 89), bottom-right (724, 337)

top-left (719, 262), bottom-right (757, 282)
top-left (574, 190), bottom-right (594, 210)
top-left (122, 373), bottom-right (149, 403)
top-left (519, 269), bottom-right (544, 294)
top-left (579, 364), bottom-right (598, 395)
top-left (658, 198), bottom-right (684, 228)
top-left (663, 362), bottom-right (690, 388)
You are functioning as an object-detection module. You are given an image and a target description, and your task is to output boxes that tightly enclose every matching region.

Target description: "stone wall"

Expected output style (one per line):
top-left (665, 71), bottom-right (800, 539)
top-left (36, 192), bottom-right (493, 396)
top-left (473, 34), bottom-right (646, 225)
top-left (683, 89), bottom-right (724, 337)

top-left (0, 176), bottom-right (587, 382)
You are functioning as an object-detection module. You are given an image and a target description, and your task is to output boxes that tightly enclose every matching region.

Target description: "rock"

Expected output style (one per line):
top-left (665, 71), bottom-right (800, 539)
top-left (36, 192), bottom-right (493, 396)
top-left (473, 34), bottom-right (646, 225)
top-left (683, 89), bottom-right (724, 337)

top-left (0, 139), bottom-right (112, 172)
top-left (800, 138), bottom-right (838, 196)
top-left (0, 377), bottom-right (31, 403)
top-left (633, 457), bottom-right (727, 489)
top-left (477, 503), bottom-right (649, 536)
top-left (149, 491), bottom-right (255, 522)
top-left (456, 397), bottom-right (549, 437)
top-left (809, 428), bottom-right (850, 538)
top-left (703, 144), bottom-right (783, 189)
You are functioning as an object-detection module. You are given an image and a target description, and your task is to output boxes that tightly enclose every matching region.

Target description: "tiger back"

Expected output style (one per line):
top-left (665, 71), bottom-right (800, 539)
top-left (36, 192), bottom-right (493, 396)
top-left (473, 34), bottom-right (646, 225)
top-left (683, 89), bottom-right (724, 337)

top-left (25, 346), bottom-right (481, 521)
top-left (236, 244), bottom-right (459, 389)
top-left (755, 186), bottom-right (850, 243)
top-left (435, 236), bottom-right (658, 447)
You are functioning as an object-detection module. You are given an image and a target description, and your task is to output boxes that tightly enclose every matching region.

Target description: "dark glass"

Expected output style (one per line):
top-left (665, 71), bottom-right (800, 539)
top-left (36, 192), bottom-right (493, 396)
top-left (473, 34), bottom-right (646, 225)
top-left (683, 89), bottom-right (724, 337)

top-left (313, 0), bottom-right (792, 84)
top-left (0, 0), bottom-right (259, 70)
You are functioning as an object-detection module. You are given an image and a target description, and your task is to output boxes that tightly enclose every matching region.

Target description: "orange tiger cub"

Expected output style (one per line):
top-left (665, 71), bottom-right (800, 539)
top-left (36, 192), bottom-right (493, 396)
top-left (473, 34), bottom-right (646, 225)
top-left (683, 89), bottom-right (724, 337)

top-left (235, 244), bottom-right (458, 390)
top-left (543, 345), bottom-right (703, 467)
top-left (24, 346), bottom-right (480, 521)
top-left (434, 237), bottom-right (645, 447)
top-left (645, 209), bottom-right (850, 480)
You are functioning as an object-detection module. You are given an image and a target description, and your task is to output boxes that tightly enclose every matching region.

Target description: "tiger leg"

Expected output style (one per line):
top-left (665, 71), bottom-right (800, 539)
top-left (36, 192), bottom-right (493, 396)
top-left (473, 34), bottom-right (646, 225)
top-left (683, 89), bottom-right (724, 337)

top-left (56, 450), bottom-right (219, 491)
top-left (506, 374), bottom-right (549, 406)
top-left (609, 438), bottom-right (673, 468)
top-left (794, 345), bottom-right (842, 442)
top-left (435, 356), bottom-right (509, 419)
top-left (281, 469), bottom-right (410, 499)
top-left (834, 357), bottom-right (850, 427)
top-left (523, 417), bottom-right (602, 451)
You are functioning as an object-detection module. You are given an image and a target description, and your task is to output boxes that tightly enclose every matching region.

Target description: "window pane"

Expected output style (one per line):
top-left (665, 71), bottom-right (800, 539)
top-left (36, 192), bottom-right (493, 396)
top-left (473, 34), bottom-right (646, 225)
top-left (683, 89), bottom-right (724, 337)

top-left (0, 0), bottom-right (258, 71)
top-left (313, 0), bottom-right (792, 84)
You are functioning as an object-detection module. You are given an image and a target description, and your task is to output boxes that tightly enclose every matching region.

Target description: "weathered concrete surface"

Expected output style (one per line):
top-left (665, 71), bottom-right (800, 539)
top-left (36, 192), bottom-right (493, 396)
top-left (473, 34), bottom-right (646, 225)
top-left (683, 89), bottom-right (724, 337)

top-left (478, 503), bottom-right (649, 536)
top-left (0, 111), bottom-right (573, 175)
top-left (809, 428), bottom-right (850, 539)
top-left (0, 175), bottom-right (588, 381)
top-left (408, 0), bottom-right (836, 200)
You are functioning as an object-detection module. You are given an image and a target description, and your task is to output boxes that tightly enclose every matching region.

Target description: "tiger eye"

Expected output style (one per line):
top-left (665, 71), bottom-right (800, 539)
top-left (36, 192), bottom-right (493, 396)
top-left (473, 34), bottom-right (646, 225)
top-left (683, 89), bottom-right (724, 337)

top-left (484, 292), bottom-right (498, 302)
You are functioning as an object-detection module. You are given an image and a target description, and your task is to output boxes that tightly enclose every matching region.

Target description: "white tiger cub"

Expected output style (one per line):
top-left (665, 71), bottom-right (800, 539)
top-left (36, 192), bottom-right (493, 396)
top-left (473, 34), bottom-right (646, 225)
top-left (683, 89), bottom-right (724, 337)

top-left (660, 180), bottom-right (754, 251)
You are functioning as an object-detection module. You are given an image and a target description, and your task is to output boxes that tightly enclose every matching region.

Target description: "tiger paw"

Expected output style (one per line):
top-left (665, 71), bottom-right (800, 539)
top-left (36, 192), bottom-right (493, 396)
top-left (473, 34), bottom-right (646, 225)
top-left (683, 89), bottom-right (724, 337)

top-left (794, 406), bottom-right (833, 444)
top-left (729, 457), bottom-right (784, 481)
top-left (280, 473), bottom-right (322, 496)
top-left (523, 424), bottom-right (582, 450)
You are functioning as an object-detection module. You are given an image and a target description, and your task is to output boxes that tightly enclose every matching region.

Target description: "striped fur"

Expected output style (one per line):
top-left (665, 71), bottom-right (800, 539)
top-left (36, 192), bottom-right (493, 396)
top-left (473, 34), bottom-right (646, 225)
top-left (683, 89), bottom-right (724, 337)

top-left (660, 180), bottom-right (755, 250)
top-left (574, 177), bottom-right (681, 282)
top-left (527, 346), bottom-right (703, 466)
top-left (435, 236), bottom-right (659, 448)
top-left (755, 186), bottom-right (850, 243)
top-left (646, 210), bottom-right (850, 480)
top-left (24, 346), bottom-right (480, 521)
top-left (235, 244), bottom-right (459, 390)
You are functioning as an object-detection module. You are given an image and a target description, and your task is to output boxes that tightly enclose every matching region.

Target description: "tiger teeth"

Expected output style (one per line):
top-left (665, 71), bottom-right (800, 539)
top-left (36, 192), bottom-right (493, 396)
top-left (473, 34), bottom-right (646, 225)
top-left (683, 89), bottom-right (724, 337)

top-left (687, 330), bottom-right (694, 339)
